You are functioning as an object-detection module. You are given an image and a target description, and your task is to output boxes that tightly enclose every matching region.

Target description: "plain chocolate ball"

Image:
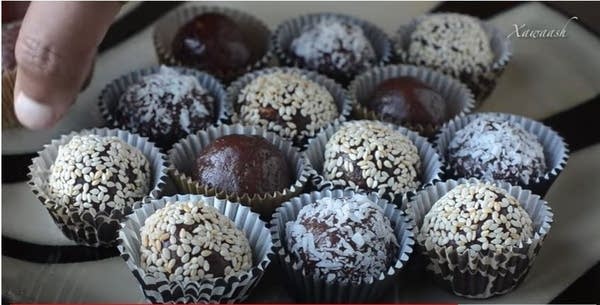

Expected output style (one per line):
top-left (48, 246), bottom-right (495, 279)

top-left (194, 134), bottom-right (292, 196)
top-left (366, 77), bottom-right (448, 125)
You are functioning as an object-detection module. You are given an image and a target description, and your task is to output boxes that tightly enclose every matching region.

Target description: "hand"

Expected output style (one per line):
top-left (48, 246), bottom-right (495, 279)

top-left (13, 1), bottom-right (121, 129)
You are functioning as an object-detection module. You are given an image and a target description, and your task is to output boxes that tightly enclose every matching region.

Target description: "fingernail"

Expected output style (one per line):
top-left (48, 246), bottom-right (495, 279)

top-left (14, 92), bottom-right (57, 130)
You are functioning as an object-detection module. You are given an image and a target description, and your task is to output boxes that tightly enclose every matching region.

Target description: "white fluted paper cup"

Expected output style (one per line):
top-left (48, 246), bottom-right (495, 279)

top-left (405, 178), bottom-right (553, 298)
top-left (117, 194), bottom-right (273, 303)
top-left (435, 112), bottom-right (569, 197)
top-left (270, 189), bottom-right (414, 303)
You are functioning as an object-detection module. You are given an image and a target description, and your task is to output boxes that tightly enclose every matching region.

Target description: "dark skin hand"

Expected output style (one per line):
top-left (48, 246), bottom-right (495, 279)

top-left (11, 1), bottom-right (121, 129)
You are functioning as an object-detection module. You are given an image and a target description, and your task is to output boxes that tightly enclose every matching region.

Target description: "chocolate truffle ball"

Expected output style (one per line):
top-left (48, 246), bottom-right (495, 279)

top-left (2, 22), bottom-right (19, 71)
top-left (194, 134), bottom-right (292, 196)
top-left (290, 19), bottom-right (376, 82)
top-left (238, 71), bottom-right (338, 143)
top-left (48, 135), bottom-right (151, 215)
top-left (140, 201), bottom-right (253, 281)
top-left (366, 76), bottom-right (448, 125)
top-left (172, 13), bottom-right (252, 77)
top-left (420, 183), bottom-right (533, 253)
top-left (286, 195), bottom-right (398, 284)
top-left (448, 116), bottom-right (547, 185)
top-left (323, 121), bottom-right (422, 201)
top-left (115, 66), bottom-right (217, 148)
top-left (406, 13), bottom-right (493, 76)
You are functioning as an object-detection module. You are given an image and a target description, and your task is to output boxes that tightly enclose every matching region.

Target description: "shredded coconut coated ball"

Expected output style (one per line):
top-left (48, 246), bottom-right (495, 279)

top-left (286, 195), bottom-right (398, 284)
top-left (448, 116), bottom-right (547, 185)
top-left (291, 19), bottom-right (376, 79)
top-left (115, 66), bottom-right (216, 147)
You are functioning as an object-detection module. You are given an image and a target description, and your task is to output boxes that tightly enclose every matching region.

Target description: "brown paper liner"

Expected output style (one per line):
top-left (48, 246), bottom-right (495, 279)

top-left (406, 178), bottom-right (553, 298)
top-left (168, 124), bottom-right (311, 218)
top-left (153, 4), bottom-right (272, 83)
top-left (350, 64), bottom-right (475, 138)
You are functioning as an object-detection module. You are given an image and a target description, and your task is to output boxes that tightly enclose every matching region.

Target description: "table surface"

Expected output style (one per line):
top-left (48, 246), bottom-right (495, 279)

top-left (2, 1), bottom-right (600, 304)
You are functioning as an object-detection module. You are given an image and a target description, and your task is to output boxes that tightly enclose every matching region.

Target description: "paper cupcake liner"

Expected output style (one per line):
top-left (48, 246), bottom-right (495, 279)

top-left (2, 69), bottom-right (18, 128)
top-left (98, 65), bottom-right (231, 149)
top-left (28, 128), bottom-right (169, 247)
top-left (394, 14), bottom-right (512, 104)
top-left (270, 189), bottom-right (414, 303)
top-left (305, 120), bottom-right (444, 206)
top-left (153, 4), bottom-right (273, 83)
top-left (434, 112), bottom-right (569, 198)
top-left (349, 64), bottom-right (476, 138)
top-left (273, 12), bottom-right (393, 86)
top-left (168, 123), bottom-right (311, 218)
top-left (405, 178), bottom-right (553, 298)
top-left (227, 66), bottom-right (352, 148)
top-left (117, 194), bottom-right (273, 303)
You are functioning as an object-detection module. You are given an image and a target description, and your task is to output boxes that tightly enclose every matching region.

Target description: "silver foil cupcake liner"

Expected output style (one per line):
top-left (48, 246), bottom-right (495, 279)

top-left (153, 4), bottom-right (273, 83)
top-left (394, 14), bottom-right (512, 104)
top-left (227, 66), bottom-right (352, 148)
top-left (305, 120), bottom-right (444, 206)
top-left (349, 64), bottom-right (476, 138)
top-left (435, 112), bottom-right (569, 197)
top-left (168, 123), bottom-right (311, 217)
top-left (117, 194), bottom-right (273, 303)
top-left (273, 12), bottom-right (393, 85)
top-left (28, 128), bottom-right (169, 247)
top-left (405, 178), bottom-right (553, 298)
top-left (98, 65), bottom-right (231, 149)
top-left (270, 189), bottom-right (414, 303)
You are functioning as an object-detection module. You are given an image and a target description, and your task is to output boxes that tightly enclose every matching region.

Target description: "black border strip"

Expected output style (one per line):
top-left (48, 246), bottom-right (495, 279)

top-left (1, 236), bottom-right (119, 264)
top-left (98, 1), bottom-right (184, 53)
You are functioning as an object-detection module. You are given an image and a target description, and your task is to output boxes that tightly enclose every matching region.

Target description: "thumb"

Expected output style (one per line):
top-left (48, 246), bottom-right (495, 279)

top-left (13, 1), bottom-right (120, 130)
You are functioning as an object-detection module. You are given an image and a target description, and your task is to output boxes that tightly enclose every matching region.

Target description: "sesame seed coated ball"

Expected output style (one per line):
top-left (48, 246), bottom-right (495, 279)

top-left (448, 116), bottom-right (547, 185)
top-left (323, 121), bottom-right (422, 201)
top-left (420, 183), bottom-right (534, 254)
top-left (407, 13), bottom-right (494, 75)
top-left (48, 135), bottom-right (151, 216)
top-left (286, 195), bottom-right (398, 284)
top-left (140, 201), bottom-right (253, 282)
top-left (238, 71), bottom-right (338, 143)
